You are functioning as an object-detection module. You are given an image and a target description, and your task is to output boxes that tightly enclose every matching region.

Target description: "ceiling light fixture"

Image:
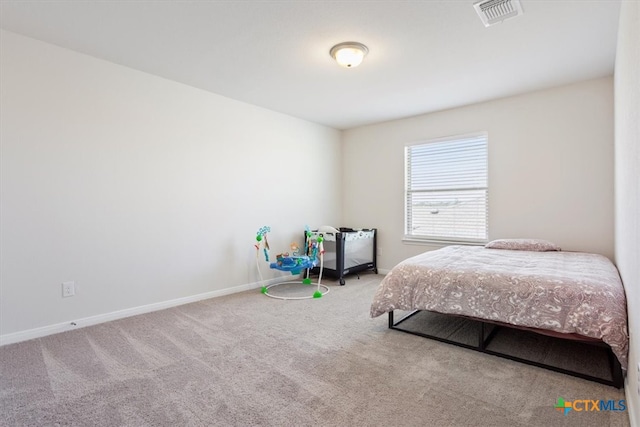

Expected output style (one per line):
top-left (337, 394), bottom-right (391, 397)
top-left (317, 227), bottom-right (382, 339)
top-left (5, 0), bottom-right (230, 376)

top-left (329, 42), bottom-right (369, 68)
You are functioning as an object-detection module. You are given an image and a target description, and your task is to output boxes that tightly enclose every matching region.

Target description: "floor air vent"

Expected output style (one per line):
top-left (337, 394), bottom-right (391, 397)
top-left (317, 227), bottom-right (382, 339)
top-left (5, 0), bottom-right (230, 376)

top-left (474, 0), bottom-right (524, 27)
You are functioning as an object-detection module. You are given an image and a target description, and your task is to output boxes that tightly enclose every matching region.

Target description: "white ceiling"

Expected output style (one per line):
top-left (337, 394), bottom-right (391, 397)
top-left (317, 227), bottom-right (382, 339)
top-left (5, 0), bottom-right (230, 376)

top-left (0, 0), bottom-right (622, 130)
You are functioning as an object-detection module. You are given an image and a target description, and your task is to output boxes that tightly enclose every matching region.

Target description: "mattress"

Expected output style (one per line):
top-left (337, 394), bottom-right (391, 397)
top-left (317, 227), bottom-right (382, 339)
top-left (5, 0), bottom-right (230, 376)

top-left (370, 245), bottom-right (629, 369)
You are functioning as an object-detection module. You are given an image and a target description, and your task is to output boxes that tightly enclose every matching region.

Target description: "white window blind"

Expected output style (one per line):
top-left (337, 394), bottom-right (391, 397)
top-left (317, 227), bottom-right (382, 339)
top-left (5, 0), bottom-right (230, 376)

top-left (405, 133), bottom-right (488, 243)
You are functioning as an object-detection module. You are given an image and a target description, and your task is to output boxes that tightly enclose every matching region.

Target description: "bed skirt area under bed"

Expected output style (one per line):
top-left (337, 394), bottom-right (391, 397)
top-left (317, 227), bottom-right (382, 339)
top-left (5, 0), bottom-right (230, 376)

top-left (388, 310), bottom-right (624, 389)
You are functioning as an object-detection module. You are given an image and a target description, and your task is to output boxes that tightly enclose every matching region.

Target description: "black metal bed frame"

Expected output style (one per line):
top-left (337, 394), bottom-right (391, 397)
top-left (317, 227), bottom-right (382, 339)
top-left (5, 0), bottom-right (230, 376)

top-left (389, 310), bottom-right (624, 389)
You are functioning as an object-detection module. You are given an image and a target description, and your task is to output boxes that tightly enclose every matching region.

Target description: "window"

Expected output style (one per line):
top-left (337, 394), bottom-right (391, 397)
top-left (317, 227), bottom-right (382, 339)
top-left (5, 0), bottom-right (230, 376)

top-left (405, 132), bottom-right (488, 244)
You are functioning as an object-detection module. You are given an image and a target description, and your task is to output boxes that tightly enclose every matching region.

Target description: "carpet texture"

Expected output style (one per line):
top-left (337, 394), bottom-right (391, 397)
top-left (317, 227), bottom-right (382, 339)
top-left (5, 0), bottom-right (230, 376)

top-left (0, 274), bottom-right (630, 426)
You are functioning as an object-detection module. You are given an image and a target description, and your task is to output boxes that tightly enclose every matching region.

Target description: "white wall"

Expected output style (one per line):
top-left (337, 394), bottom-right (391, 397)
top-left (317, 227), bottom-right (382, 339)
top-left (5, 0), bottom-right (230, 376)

top-left (0, 30), bottom-right (342, 338)
top-left (342, 77), bottom-right (614, 270)
top-left (614, 2), bottom-right (640, 424)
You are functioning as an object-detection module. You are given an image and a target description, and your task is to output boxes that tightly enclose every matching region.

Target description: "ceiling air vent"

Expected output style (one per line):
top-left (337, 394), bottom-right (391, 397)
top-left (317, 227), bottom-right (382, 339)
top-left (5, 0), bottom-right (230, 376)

top-left (473, 0), bottom-right (524, 27)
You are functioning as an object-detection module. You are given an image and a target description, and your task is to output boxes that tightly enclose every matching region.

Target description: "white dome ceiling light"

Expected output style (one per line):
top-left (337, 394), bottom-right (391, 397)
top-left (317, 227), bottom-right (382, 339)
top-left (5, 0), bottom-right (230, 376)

top-left (329, 42), bottom-right (369, 68)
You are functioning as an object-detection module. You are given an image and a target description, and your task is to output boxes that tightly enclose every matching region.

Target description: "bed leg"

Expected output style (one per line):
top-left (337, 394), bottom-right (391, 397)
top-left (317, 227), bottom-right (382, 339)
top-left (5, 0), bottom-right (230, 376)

top-left (610, 351), bottom-right (624, 389)
top-left (388, 311), bottom-right (394, 328)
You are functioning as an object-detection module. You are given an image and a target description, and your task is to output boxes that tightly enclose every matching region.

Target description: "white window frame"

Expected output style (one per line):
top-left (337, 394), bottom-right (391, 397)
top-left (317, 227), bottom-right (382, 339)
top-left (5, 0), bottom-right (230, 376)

top-left (404, 132), bottom-right (488, 245)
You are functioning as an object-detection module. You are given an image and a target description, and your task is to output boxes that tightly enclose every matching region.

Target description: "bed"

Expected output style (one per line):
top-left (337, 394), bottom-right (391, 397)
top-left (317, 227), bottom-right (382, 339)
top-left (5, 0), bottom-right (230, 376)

top-left (370, 242), bottom-right (628, 387)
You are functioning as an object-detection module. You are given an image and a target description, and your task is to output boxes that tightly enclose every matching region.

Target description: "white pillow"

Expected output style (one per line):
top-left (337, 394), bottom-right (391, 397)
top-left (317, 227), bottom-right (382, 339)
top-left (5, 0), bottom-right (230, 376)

top-left (484, 239), bottom-right (561, 252)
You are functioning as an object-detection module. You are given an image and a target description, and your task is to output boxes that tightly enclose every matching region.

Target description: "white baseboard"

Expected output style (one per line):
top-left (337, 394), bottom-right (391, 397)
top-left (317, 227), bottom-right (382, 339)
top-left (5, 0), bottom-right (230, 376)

top-left (0, 277), bottom-right (284, 347)
top-left (625, 377), bottom-right (638, 427)
top-left (377, 268), bottom-right (391, 275)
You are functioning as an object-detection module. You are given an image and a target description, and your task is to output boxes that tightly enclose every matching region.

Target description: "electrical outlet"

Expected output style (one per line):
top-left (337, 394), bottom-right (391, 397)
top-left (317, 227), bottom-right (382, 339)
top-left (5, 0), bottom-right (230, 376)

top-left (62, 281), bottom-right (75, 297)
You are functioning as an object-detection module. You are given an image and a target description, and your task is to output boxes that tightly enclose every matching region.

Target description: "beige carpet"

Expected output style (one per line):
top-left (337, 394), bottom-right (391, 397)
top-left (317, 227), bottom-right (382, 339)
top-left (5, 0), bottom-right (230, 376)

top-left (0, 274), bottom-right (630, 426)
